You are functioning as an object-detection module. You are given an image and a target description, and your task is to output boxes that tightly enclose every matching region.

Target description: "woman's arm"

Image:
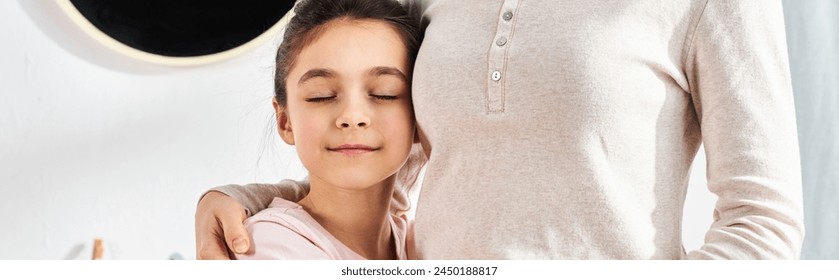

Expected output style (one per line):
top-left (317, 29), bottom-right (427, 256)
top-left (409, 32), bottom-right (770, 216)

top-left (685, 0), bottom-right (804, 259)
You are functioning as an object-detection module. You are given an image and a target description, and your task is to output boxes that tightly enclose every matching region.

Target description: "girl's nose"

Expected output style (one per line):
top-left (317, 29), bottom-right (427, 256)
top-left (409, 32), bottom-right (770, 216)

top-left (338, 120), bottom-right (368, 128)
top-left (336, 100), bottom-right (371, 129)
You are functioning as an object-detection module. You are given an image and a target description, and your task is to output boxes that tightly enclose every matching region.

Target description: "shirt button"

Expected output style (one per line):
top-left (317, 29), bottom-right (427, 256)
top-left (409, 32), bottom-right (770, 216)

top-left (503, 12), bottom-right (513, 21)
top-left (496, 37), bottom-right (507, 46)
top-left (491, 71), bottom-right (502, 81)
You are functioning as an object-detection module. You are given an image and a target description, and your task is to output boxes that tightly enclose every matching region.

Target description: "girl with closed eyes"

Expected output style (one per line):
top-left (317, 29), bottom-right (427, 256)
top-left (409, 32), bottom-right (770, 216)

top-left (234, 0), bottom-right (421, 260)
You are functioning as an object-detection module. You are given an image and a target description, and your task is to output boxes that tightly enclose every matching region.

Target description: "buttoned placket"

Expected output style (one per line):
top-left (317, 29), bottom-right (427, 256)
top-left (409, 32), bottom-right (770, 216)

top-left (486, 0), bottom-right (520, 113)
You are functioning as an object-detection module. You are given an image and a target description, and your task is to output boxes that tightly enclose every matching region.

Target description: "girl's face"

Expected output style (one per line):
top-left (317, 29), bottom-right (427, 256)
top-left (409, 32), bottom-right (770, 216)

top-left (276, 19), bottom-right (414, 190)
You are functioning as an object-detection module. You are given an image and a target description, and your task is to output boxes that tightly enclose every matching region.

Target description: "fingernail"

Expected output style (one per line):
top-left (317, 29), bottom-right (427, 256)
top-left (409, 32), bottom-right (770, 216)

top-left (233, 239), bottom-right (248, 253)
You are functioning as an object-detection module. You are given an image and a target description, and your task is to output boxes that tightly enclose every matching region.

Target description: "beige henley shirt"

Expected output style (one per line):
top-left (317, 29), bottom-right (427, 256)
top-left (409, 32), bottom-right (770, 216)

top-left (214, 0), bottom-right (804, 259)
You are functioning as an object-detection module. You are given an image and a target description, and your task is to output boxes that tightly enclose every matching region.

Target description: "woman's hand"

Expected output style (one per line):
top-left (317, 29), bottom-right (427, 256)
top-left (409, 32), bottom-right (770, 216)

top-left (194, 191), bottom-right (250, 259)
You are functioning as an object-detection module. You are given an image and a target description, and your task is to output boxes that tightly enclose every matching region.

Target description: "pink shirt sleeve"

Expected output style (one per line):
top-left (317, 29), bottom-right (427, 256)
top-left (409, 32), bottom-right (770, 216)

top-left (233, 198), bottom-right (368, 260)
top-left (235, 220), bottom-right (331, 260)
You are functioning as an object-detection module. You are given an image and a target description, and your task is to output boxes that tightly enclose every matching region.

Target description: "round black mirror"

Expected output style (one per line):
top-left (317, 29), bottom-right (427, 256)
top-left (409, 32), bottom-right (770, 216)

top-left (58, 0), bottom-right (295, 66)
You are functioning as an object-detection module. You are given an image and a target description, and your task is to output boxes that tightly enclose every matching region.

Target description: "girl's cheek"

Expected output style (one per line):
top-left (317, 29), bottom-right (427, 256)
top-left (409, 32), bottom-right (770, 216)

top-left (290, 117), bottom-right (321, 144)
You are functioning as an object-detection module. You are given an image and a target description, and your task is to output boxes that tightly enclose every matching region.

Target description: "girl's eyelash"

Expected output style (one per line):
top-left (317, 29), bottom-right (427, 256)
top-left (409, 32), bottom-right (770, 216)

top-left (371, 94), bottom-right (398, 101)
top-left (305, 96), bottom-right (335, 103)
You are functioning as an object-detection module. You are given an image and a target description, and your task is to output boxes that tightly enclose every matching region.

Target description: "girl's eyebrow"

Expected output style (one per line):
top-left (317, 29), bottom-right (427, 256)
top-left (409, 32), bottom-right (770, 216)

top-left (298, 68), bottom-right (336, 85)
top-left (368, 66), bottom-right (408, 83)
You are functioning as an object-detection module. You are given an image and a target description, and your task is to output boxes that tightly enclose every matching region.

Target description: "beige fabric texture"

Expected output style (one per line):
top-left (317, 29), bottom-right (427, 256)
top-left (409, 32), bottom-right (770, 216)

top-left (213, 0), bottom-right (804, 259)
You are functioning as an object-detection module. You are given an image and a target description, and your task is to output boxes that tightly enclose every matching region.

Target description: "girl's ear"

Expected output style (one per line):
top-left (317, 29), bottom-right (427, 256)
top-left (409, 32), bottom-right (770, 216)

top-left (273, 97), bottom-right (295, 145)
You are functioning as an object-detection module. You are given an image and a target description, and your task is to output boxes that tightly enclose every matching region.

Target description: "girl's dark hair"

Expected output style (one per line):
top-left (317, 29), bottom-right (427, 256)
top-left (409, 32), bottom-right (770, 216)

top-left (274, 0), bottom-right (421, 106)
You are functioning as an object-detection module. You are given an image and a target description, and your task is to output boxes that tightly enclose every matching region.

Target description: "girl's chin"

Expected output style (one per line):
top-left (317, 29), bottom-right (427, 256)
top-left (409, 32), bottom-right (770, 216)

top-left (317, 176), bottom-right (393, 191)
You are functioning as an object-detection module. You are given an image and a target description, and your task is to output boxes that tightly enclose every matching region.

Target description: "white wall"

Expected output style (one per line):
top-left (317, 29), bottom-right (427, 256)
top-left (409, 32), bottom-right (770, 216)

top-left (0, 1), bottom-right (307, 260)
top-left (783, 0), bottom-right (839, 260)
top-left (0, 1), bottom-right (716, 259)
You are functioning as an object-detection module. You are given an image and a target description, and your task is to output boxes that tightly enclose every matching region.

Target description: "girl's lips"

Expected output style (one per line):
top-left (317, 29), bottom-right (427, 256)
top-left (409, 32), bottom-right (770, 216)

top-left (328, 144), bottom-right (379, 155)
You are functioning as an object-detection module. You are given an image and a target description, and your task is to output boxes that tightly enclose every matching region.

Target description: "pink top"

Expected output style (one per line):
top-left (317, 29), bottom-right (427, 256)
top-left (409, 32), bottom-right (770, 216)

top-left (235, 197), bottom-right (409, 260)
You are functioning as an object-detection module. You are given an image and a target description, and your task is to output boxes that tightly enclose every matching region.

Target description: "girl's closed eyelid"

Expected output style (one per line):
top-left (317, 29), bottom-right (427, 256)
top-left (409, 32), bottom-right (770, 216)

top-left (305, 95), bottom-right (336, 103)
top-left (369, 92), bottom-right (403, 101)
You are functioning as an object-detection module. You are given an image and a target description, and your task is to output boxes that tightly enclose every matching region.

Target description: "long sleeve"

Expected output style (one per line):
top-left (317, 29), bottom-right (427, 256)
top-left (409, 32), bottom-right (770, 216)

top-left (210, 179), bottom-right (310, 216)
top-left (685, 0), bottom-right (805, 259)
